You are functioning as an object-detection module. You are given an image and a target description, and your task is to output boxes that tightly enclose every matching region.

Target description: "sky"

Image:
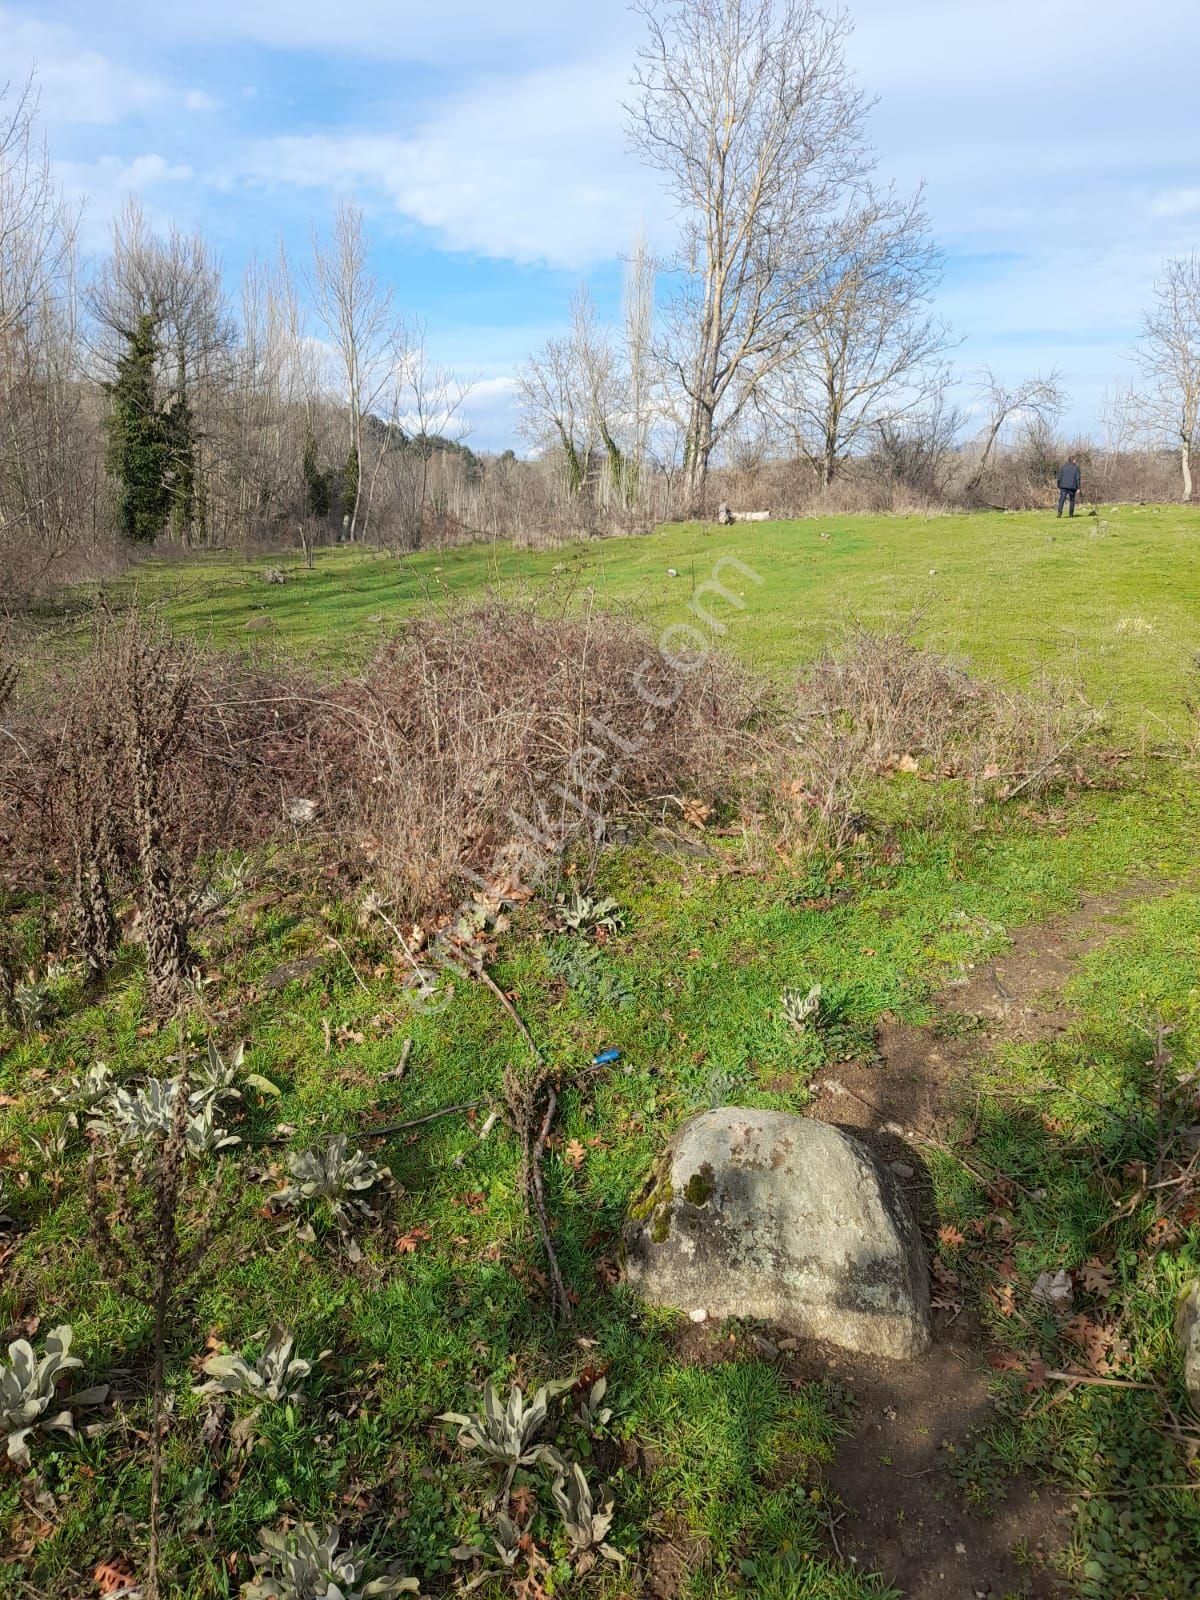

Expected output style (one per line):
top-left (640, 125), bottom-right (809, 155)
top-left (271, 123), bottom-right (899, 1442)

top-left (3, 0), bottom-right (1199, 451)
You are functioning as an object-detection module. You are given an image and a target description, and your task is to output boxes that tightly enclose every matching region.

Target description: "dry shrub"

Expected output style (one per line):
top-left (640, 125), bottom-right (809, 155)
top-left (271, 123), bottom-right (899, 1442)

top-left (783, 627), bottom-right (1103, 846)
top-left (0, 609), bottom-right (323, 1003)
top-left (326, 601), bottom-right (759, 917)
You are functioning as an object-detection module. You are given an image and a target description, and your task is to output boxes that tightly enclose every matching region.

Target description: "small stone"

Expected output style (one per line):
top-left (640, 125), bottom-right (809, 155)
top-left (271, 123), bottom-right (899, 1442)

top-left (285, 797), bottom-right (318, 824)
top-left (890, 1161), bottom-right (915, 1179)
top-left (690, 1308), bottom-right (708, 1323)
top-left (1031, 1268), bottom-right (1074, 1315)
top-left (955, 1541), bottom-right (967, 1555)
top-left (262, 567), bottom-right (287, 584)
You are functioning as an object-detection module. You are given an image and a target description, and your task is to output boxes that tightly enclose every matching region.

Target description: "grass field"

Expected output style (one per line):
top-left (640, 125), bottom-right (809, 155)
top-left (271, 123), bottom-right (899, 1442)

top-left (80, 503), bottom-right (1200, 731)
top-left (4, 509), bottom-right (1200, 1600)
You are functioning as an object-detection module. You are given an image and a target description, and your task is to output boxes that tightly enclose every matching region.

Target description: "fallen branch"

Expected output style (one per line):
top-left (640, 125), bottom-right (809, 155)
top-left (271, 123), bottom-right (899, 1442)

top-left (531, 1086), bottom-right (572, 1323)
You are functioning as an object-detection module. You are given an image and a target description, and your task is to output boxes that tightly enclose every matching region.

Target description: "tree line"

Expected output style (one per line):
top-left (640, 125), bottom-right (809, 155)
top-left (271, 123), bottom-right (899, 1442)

top-left (3, 0), bottom-right (1200, 594)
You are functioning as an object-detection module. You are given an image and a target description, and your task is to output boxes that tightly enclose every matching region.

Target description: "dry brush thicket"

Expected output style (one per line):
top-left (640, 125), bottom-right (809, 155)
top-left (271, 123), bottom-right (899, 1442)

top-left (0, 604), bottom-right (1106, 1009)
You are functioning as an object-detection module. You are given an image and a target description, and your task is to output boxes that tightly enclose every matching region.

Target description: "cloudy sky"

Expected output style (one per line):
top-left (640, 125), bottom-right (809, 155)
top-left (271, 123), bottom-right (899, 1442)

top-left (4, 0), bottom-right (1199, 449)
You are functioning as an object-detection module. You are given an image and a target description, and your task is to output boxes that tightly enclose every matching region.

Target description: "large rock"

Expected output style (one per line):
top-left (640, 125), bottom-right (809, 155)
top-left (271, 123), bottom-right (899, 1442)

top-left (623, 1108), bottom-right (930, 1360)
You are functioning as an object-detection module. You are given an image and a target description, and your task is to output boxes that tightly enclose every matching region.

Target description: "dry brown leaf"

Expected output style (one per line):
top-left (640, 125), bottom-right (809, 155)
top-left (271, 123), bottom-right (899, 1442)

top-left (95, 1559), bottom-right (136, 1595)
top-left (937, 1224), bottom-right (966, 1248)
top-left (987, 1282), bottom-right (1018, 1317)
top-left (987, 1348), bottom-right (1024, 1373)
top-left (563, 1139), bottom-right (586, 1170)
top-left (1077, 1257), bottom-right (1115, 1298)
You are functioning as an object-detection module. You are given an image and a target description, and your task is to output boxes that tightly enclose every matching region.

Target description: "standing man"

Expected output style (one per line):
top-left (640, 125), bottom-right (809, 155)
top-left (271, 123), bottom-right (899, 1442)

top-left (1056, 456), bottom-right (1082, 518)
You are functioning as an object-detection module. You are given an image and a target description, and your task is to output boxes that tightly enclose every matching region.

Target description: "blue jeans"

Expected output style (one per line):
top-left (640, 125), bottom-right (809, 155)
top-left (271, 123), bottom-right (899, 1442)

top-left (1057, 489), bottom-right (1077, 517)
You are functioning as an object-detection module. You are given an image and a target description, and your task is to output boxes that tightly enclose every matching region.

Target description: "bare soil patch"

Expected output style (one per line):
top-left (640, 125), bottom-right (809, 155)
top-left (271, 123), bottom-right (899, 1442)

top-left (799, 882), bottom-right (1172, 1597)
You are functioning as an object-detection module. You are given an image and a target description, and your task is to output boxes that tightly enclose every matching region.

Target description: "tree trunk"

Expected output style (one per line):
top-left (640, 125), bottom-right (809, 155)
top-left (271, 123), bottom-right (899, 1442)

top-left (1183, 437), bottom-right (1193, 503)
top-left (685, 401), bottom-right (715, 516)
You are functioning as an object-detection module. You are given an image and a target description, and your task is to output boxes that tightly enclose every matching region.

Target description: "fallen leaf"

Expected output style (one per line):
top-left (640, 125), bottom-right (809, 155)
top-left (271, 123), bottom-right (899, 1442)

top-left (1063, 1314), bottom-right (1116, 1375)
top-left (937, 1224), bottom-right (966, 1249)
top-left (563, 1139), bottom-right (586, 1170)
top-left (682, 797), bottom-right (713, 828)
top-left (987, 1282), bottom-right (1018, 1318)
top-left (1077, 1257), bottom-right (1115, 1298)
top-left (395, 1227), bottom-right (431, 1255)
top-left (897, 753), bottom-right (920, 774)
top-left (94, 1558), bottom-right (136, 1595)
top-left (987, 1348), bottom-right (1024, 1373)
top-left (1024, 1357), bottom-right (1050, 1392)
top-left (1031, 1268), bottom-right (1074, 1315)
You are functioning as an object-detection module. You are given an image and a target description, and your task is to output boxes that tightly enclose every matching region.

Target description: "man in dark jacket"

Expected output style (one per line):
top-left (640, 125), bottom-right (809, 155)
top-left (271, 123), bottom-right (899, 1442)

top-left (1056, 457), bottom-right (1081, 517)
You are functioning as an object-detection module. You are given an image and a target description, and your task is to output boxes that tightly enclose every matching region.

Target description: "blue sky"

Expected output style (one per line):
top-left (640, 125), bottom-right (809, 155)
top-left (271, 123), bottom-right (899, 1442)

top-left (5, 0), bottom-right (1200, 450)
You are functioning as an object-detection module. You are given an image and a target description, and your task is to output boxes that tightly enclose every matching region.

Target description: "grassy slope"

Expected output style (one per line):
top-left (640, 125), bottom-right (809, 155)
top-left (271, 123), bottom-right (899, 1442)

top-left (4, 509), bottom-right (1200, 1599)
top-left (96, 503), bottom-right (1200, 730)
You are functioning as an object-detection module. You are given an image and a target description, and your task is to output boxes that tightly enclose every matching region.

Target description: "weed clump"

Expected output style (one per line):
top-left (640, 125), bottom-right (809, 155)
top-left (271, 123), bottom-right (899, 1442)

top-left (783, 625), bottom-right (1104, 846)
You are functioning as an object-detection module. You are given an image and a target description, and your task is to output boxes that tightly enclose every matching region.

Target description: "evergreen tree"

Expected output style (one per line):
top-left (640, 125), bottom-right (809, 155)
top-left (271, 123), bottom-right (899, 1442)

top-left (163, 389), bottom-right (196, 539)
top-left (303, 422), bottom-right (331, 518)
top-left (104, 314), bottom-right (171, 543)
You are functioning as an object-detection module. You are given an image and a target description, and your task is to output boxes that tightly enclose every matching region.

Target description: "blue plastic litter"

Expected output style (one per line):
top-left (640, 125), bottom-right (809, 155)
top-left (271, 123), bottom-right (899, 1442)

top-left (592, 1048), bottom-right (621, 1065)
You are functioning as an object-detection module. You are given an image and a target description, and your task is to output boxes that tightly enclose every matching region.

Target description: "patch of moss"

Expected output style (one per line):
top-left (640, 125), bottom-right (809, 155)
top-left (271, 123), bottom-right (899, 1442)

top-left (650, 1207), bottom-right (672, 1244)
top-left (682, 1165), bottom-right (714, 1207)
top-left (629, 1154), bottom-right (674, 1224)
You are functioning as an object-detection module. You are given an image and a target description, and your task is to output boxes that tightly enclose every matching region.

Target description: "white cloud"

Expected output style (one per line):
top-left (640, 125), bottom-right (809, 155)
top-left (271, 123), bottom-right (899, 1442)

top-left (56, 153), bottom-right (196, 250)
top-left (184, 89), bottom-right (219, 113)
top-left (0, 7), bottom-right (162, 125)
top-left (1150, 189), bottom-right (1200, 220)
top-left (245, 56), bottom-right (667, 270)
top-left (47, 0), bottom-right (639, 66)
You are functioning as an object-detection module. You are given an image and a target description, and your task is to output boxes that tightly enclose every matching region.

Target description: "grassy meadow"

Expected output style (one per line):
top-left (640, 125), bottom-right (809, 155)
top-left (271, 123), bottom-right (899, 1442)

top-left (4, 506), bottom-right (1200, 1600)
top-left (74, 502), bottom-right (1200, 731)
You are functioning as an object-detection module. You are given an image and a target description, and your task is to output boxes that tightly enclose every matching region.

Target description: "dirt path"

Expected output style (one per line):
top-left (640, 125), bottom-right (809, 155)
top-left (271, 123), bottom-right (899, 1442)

top-left (802, 882), bottom-right (1168, 1600)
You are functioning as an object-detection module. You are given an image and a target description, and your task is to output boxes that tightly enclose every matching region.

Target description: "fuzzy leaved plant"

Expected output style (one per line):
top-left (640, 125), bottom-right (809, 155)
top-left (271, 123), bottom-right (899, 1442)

top-left (269, 1135), bottom-right (389, 1232)
top-left (557, 889), bottom-right (625, 937)
top-left (241, 1521), bottom-right (418, 1599)
top-left (551, 1463), bottom-right (623, 1567)
top-left (1, 1324), bottom-right (108, 1468)
top-left (439, 1378), bottom-right (572, 1496)
top-left (48, 1061), bottom-right (114, 1127)
top-left (451, 1513), bottom-right (522, 1591)
top-left (574, 1374), bottom-right (613, 1435)
top-left (195, 1327), bottom-right (325, 1405)
top-left (192, 1039), bottom-right (280, 1107)
top-left (781, 982), bottom-right (823, 1030)
top-left (89, 1077), bottom-right (241, 1157)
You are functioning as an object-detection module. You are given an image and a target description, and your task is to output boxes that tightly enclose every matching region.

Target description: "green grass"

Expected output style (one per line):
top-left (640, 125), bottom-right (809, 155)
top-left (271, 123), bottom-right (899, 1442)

top-left (5, 509), bottom-right (1200, 1597)
top-left (73, 503), bottom-right (1200, 731)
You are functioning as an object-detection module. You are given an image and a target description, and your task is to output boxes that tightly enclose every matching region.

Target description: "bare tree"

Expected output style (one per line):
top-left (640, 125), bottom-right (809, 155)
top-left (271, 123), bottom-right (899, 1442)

top-left (1132, 254), bottom-right (1200, 501)
top-left (366, 321), bottom-right (471, 549)
top-left (517, 332), bottom-right (588, 494)
top-left (309, 200), bottom-right (400, 540)
top-left (570, 287), bottom-right (626, 502)
top-left (623, 230), bottom-right (657, 506)
top-left (0, 75), bottom-right (74, 345)
top-left (0, 75), bottom-right (90, 589)
top-left (875, 393), bottom-right (964, 501)
top-left (762, 186), bottom-right (955, 487)
top-left (964, 367), bottom-right (1065, 496)
top-left (627, 0), bottom-right (868, 509)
